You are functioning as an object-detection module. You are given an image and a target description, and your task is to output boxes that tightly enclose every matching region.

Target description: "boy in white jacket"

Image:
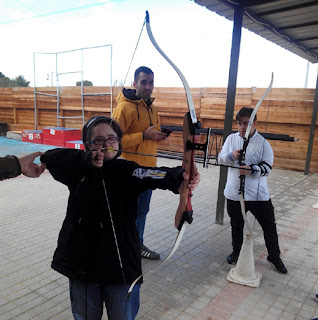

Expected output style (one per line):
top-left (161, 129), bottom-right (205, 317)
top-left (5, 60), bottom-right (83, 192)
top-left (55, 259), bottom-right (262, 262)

top-left (218, 107), bottom-right (287, 274)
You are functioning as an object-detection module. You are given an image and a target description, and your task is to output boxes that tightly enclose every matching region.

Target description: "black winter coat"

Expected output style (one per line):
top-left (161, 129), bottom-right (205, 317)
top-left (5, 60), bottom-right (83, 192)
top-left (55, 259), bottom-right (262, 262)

top-left (41, 148), bottom-right (183, 285)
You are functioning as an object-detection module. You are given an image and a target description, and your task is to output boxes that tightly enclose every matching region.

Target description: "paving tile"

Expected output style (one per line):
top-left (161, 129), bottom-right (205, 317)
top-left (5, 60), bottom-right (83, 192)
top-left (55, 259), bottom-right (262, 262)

top-left (1, 141), bottom-right (318, 319)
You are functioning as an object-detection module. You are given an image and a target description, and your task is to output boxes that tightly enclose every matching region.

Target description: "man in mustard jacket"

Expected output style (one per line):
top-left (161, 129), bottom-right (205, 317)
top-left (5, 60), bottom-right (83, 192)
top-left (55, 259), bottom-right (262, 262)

top-left (113, 66), bottom-right (168, 259)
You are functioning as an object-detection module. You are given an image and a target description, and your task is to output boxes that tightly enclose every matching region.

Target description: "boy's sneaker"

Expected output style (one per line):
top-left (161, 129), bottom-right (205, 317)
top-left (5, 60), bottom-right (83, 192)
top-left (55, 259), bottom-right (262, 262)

top-left (267, 256), bottom-right (288, 274)
top-left (315, 293), bottom-right (318, 301)
top-left (227, 251), bottom-right (239, 264)
top-left (141, 244), bottom-right (160, 260)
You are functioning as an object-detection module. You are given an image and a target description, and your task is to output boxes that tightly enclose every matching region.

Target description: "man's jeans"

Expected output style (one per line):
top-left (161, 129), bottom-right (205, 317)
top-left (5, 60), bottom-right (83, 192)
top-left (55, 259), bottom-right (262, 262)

top-left (69, 279), bottom-right (140, 320)
top-left (135, 189), bottom-right (152, 246)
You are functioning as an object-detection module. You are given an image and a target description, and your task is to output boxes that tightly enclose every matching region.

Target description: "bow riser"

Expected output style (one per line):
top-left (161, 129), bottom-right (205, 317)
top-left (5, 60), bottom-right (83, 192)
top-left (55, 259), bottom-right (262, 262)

top-left (175, 112), bottom-right (200, 230)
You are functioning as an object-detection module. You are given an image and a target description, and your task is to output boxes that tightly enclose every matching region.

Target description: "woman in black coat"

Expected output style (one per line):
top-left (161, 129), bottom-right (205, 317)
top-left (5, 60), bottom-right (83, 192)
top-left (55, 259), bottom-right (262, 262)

top-left (40, 116), bottom-right (200, 320)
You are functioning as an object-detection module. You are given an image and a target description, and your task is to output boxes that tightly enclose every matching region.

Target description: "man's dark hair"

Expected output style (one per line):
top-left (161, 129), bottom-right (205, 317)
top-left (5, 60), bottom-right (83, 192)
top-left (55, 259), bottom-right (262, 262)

top-left (134, 66), bottom-right (153, 82)
top-left (236, 107), bottom-right (257, 122)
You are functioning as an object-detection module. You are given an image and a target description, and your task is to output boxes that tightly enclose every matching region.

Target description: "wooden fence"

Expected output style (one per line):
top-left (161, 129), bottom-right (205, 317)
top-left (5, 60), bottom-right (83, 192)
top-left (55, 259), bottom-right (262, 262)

top-left (0, 86), bottom-right (317, 173)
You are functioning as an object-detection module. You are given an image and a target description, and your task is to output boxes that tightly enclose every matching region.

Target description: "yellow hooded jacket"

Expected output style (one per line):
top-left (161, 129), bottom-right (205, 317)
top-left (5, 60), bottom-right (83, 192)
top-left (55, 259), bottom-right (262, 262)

top-left (113, 89), bottom-right (161, 167)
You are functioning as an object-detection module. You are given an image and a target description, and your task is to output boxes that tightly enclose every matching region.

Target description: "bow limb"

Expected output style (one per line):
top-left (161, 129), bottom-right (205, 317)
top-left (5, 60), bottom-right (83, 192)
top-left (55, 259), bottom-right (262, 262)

top-left (239, 73), bottom-right (274, 175)
top-left (127, 116), bottom-right (199, 290)
top-left (145, 11), bottom-right (197, 124)
top-left (244, 73), bottom-right (274, 140)
top-left (165, 113), bottom-right (200, 260)
top-left (128, 123), bottom-right (198, 289)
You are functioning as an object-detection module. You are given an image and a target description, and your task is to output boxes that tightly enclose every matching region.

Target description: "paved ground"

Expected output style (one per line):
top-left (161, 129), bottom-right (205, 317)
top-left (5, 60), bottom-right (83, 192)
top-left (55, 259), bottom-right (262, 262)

top-left (1, 138), bottom-right (318, 319)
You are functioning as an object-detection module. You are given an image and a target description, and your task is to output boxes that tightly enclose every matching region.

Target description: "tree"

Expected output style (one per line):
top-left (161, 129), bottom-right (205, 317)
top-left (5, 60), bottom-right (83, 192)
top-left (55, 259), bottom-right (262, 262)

top-left (0, 72), bottom-right (30, 87)
top-left (12, 75), bottom-right (30, 87)
top-left (76, 80), bottom-right (93, 86)
top-left (0, 76), bottom-right (10, 87)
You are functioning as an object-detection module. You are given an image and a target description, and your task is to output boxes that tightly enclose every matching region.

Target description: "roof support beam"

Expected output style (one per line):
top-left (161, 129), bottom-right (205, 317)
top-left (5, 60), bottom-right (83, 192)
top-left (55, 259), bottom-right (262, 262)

top-left (280, 21), bottom-right (318, 30)
top-left (216, 2), bottom-right (243, 224)
top-left (258, 1), bottom-right (318, 16)
top-left (242, 8), bottom-right (318, 62)
top-left (194, 0), bottom-right (318, 63)
top-left (297, 36), bottom-right (318, 41)
top-left (215, 0), bottom-right (273, 9)
top-left (244, 0), bottom-right (276, 6)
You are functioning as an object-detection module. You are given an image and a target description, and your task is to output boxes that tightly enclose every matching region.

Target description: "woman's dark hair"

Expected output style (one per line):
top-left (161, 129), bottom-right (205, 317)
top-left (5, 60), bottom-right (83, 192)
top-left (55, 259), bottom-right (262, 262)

top-left (82, 116), bottom-right (122, 158)
top-left (236, 107), bottom-right (257, 122)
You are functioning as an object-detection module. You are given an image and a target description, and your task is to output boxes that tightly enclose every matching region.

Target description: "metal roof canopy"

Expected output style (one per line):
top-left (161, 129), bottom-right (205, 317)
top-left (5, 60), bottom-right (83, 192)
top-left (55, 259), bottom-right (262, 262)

top-left (194, 0), bottom-right (318, 64)
top-left (193, 0), bottom-right (318, 223)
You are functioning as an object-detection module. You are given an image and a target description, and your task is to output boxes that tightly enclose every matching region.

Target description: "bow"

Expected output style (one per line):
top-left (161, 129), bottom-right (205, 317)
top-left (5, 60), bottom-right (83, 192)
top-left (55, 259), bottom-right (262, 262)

top-left (238, 73), bottom-right (273, 234)
top-left (145, 11), bottom-right (201, 260)
top-left (127, 11), bottom-right (202, 298)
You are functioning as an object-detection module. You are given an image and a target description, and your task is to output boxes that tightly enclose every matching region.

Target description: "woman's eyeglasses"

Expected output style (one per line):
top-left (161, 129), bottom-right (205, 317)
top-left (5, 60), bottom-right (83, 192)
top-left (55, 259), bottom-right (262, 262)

top-left (90, 137), bottom-right (119, 145)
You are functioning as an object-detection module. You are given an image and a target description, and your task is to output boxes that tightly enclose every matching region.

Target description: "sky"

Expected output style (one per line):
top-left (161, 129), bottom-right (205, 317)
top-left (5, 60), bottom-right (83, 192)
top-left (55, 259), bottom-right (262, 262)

top-left (1, 0), bottom-right (317, 89)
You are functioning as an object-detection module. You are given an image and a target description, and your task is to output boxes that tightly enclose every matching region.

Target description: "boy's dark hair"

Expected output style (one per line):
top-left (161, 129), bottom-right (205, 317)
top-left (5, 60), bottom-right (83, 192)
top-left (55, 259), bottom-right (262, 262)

top-left (236, 107), bottom-right (257, 122)
top-left (134, 66), bottom-right (153, 82)
top-left (82, 116), bottom-right (122, 157)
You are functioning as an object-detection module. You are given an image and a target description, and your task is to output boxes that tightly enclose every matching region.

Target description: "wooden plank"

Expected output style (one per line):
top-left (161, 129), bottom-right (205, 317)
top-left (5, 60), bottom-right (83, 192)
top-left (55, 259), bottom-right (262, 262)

top-left (0, 107), bottom-right (14, 123)
top-left (0, 87), bottom-right (13, 107)
top-left (0, 85), bottom-right (317, 173)
top-left (12, 87), bottom-right (34, 109)
top-left (16, 108), bottom-right (34, 126)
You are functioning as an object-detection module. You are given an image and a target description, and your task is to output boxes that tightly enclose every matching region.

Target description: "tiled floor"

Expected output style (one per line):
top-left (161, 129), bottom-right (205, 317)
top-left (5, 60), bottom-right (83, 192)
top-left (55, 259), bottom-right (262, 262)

top-left (1, 138), bottom-right (318, 319)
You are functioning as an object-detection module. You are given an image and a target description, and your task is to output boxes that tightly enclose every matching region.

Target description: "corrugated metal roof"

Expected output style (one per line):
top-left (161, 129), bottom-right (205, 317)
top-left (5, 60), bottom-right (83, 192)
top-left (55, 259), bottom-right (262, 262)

top-left (193, 0), bottom-right (318, 63)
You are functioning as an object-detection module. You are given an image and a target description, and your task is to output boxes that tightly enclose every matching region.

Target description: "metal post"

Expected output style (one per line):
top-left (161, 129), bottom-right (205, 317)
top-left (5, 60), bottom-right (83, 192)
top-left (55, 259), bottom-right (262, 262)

top-left (110, 45), bottom-right (113, 117)
top-left (56, 53), bottom-right (59, 127)
top-left (33, 52), bottom-right (37, 130)
top-left (81, 49), bottom-right (85, 126)
top-left (216, 3), bottom-right (243, 224)
top-left (304, 61), bottom-right (310, 88)
top-left (33, 45), bottom-right (112, 129)
top-left (304, 70), bottom-right (318, 175)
